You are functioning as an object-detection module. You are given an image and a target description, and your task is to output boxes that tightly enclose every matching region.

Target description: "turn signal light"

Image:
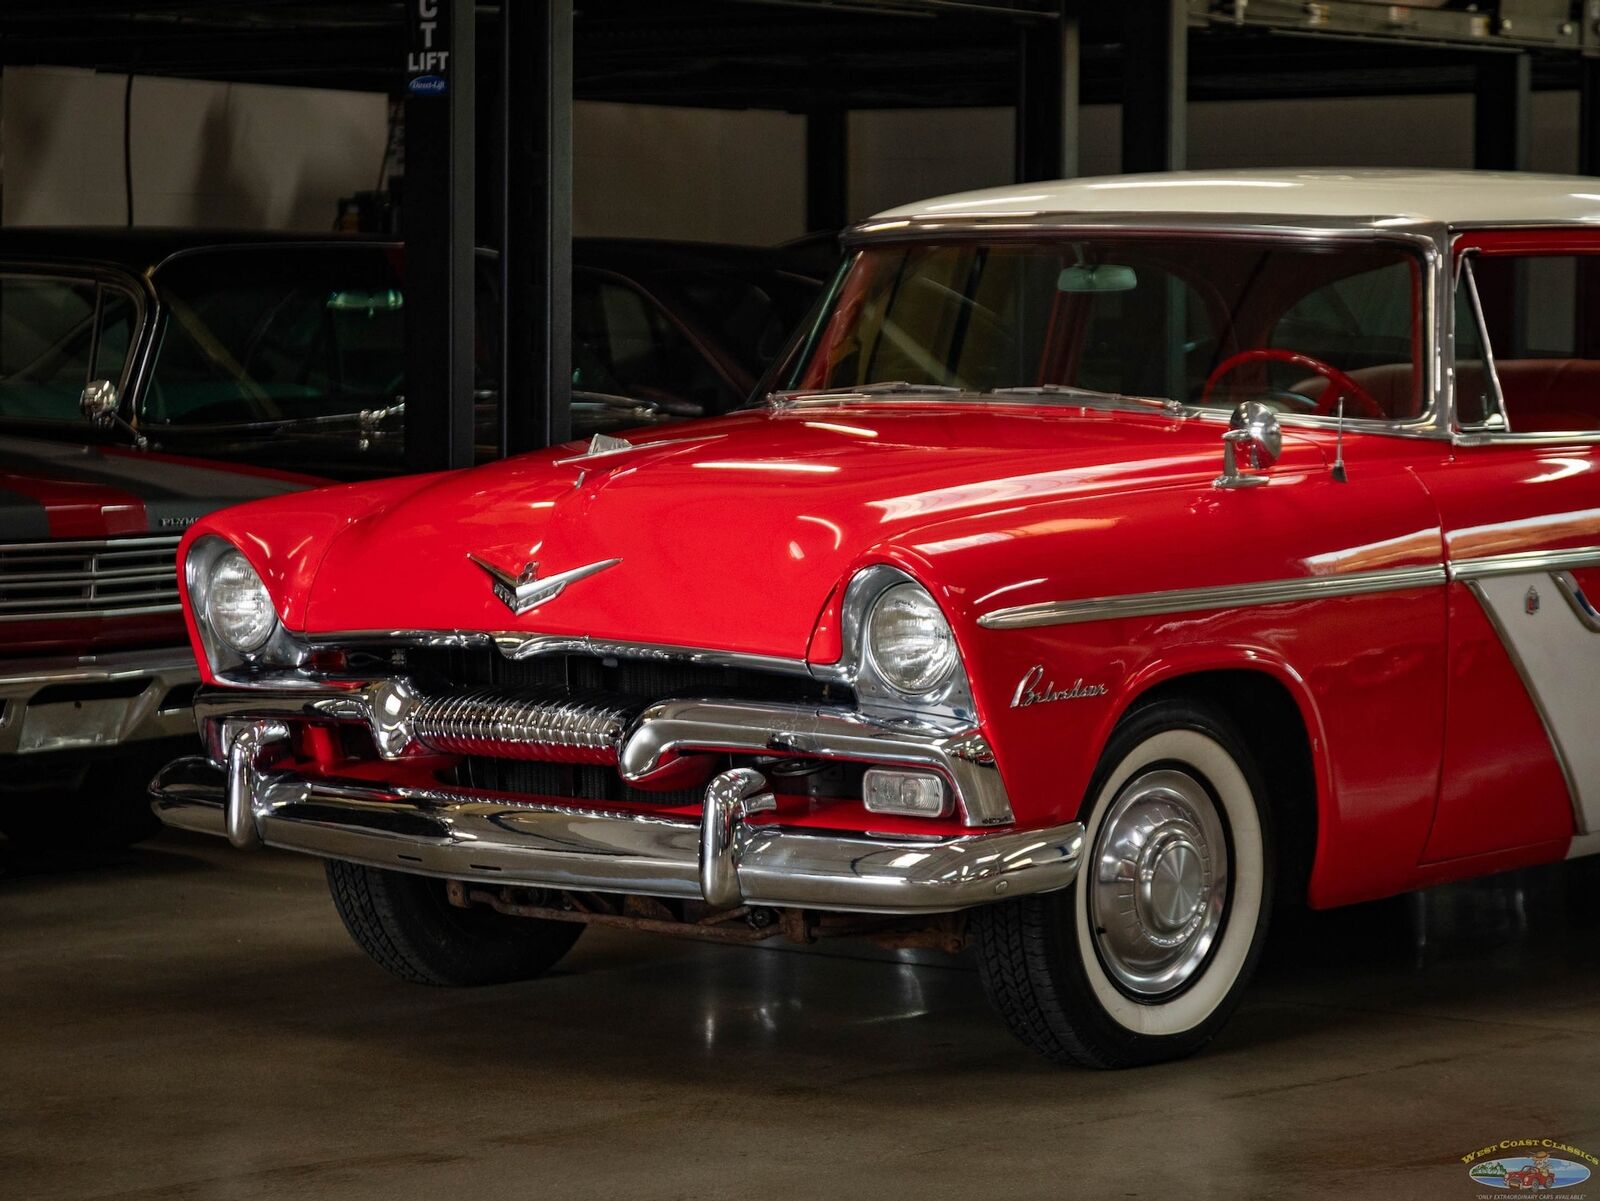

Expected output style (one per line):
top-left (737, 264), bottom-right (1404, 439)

top-left (862, 768), bottom-right (950, 818)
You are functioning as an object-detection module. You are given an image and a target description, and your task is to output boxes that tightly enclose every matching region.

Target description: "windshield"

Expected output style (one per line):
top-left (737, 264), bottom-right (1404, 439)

top-left (143, 246), bottom-right (497, 431)
top-left (787, 237), bottom-right (1425, 420)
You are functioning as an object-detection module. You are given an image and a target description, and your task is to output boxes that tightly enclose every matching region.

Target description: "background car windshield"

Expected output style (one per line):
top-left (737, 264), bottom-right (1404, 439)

top-left (790, 238), bottom-right (1423, 419)
top-left (145, 248), bottom-right (420, 427)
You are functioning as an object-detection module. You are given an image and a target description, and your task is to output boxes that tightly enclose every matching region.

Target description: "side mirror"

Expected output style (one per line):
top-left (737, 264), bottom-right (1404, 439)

top-left (80, 378), bottom-right (120, 428)
top-left (1214, 400), bottom-right (1281, 490)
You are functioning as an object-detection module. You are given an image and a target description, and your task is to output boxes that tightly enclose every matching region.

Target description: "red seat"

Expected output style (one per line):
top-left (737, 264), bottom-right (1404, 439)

top-left (1479, 358), bottom-right (1600, 433)
top-left (1291, 359), bottom-right (1600, 430)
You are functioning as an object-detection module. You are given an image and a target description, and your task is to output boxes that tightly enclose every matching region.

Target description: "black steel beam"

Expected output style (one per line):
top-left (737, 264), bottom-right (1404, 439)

top-left (402, 0), bottom-right (476, 473)
top-left (1473, 51), bottom-right (1531, 171)
top-left (501, 0), bottom-right (573, 455)
top-left (1581, 56), bottom-right (1600, 177)
top-left (805, 109), bottom-right (850, 233)
top-left (1014, 3), bottom-right (1078, 181)
top-left (1121, 0), bottom-right (1186, 173)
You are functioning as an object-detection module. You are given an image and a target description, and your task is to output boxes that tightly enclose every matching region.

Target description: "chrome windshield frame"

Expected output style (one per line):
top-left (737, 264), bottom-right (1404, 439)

top-left (824, 212), bottom-right (1454, 440)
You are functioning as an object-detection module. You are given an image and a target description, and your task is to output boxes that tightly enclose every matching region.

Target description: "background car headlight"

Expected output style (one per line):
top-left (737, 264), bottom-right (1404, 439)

top-left (866, 582), bottom-right (958, 694)
top-left (205, 549), bottom-right (278, 653)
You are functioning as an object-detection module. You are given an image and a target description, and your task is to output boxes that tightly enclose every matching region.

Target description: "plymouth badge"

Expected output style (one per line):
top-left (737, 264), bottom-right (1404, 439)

top-left (467, 554), bottom-right (621, 616)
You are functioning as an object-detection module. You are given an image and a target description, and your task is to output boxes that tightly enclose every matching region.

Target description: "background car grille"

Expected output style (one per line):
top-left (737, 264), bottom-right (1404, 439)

top-left (0, 535), bottom-right (183, 622)
top-left (386, 644), bottom-right (849, 805)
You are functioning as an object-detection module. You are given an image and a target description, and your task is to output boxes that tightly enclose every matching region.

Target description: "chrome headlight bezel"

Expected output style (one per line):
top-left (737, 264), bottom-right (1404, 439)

top-left (185, 535), bottom-right (302, 675)
top-left (835, 565), bottom-right (975, 724)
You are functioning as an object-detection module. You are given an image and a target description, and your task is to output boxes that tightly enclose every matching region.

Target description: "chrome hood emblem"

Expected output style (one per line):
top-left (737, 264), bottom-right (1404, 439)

top-left (467, 554), bottom-right (622, 616)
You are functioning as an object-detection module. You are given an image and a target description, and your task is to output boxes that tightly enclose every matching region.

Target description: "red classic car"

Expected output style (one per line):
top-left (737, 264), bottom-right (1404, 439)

top-left (152, 170), bottom-right (1600, 1068)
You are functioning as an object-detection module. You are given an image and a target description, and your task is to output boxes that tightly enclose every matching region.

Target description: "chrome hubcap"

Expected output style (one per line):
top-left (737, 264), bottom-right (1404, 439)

top-left (1089, 768), bottom-right (1228, 998)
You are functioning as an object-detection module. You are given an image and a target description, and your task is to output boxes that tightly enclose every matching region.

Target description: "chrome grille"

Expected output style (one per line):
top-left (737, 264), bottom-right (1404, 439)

top-left (0, 535), bottom-right (183, 622)
top-left (412, 687), bottom-right (643, 765)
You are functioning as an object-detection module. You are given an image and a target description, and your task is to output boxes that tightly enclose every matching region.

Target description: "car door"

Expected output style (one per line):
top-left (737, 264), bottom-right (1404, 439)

top-left (1414, 229), bottom-right (1600, 863)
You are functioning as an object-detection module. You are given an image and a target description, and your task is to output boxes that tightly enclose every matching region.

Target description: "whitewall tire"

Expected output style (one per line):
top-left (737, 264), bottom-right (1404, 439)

top-left (972, 697), bottom-right (1274, 1067)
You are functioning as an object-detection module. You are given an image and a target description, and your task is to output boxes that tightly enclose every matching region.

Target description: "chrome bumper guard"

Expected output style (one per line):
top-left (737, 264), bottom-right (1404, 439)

top-left (150, 721), bottom-right (1084, 915)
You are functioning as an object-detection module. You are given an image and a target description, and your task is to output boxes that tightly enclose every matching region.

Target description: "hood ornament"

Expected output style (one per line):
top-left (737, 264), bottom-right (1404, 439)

top-left (467, 554), bottom-right (621, 616)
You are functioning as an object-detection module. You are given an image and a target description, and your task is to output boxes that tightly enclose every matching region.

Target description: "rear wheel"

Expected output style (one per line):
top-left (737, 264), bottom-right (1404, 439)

top-left (325, 860), bottom-right (583, 986)
top-left (972, 698), bottom-right (1274, 1068)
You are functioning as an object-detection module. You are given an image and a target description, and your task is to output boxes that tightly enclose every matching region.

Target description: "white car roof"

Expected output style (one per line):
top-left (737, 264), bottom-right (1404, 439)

top-left (869, 169), bottom-right (1600, 227)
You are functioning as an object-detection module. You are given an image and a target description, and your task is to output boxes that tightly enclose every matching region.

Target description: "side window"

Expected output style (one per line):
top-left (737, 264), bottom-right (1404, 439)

top-left (0, 276), bottom-right (99, 420)
top-left (1465, 252), bottom-right (1600, 434)
top-left (93, 288), bottom-right (138, 386)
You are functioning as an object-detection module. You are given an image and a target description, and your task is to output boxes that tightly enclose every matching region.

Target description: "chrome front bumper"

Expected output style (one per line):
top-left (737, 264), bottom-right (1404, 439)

top-left (190, 681), bottom-right (1016, 827)
top-left (0, 647), bottom-right (199, 756)
top-left (149, 723), bottom-right (1085, 915)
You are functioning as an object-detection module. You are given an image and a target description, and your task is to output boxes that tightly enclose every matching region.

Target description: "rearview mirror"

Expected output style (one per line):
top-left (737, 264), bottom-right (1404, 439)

top-left (1058, 264), bottom-right (1138, 293)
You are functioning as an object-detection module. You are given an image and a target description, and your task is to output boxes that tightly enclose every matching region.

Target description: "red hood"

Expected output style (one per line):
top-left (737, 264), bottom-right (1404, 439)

top-left (292, 403), bottom-right (1323, 660)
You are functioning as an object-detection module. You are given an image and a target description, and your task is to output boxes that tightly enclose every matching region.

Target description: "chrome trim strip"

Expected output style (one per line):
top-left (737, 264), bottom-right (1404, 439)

top-left (193, 684), bottom-right (1015, 829)
top-left (978, 564), bottom-right (1447, 630)
top-left (149, 752), bottom-right (1082, 915)
top-left (1555, 571), bottom-right (1600, 633)
top-left (1448, 546), bottom-right (1600, 582)
top-left (290, 629), bottom-right (819, 681)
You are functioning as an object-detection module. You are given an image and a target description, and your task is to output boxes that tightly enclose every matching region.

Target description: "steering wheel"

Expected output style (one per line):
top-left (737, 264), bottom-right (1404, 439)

top-left (1201, 348), bottom-right (1383, 419)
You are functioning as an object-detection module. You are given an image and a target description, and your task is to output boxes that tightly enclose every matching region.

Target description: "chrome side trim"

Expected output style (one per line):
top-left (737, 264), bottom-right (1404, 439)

top-left (1556, 571), bottom-right (1600, 633)
top-left (150, 751), bottom-right (1082, 915)
top-left (1448, 546), bottom-right (1600, 582)
top-left (978, 564), bottom-right (1447, 631)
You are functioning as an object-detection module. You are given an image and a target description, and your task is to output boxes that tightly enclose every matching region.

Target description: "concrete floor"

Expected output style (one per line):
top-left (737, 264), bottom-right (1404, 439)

top-left (3, 830), bottom-right (1598, 1201)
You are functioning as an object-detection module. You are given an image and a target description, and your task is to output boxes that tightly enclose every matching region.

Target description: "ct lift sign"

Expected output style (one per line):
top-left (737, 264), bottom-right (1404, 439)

top-left (407, 0), bottom-right (450, 95)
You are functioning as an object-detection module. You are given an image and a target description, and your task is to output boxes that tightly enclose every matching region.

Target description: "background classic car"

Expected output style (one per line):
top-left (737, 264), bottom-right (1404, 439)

top-left (151, 170), bottom-right (1600, 1068)
top-left (0, 229), bottom-right (823, 481)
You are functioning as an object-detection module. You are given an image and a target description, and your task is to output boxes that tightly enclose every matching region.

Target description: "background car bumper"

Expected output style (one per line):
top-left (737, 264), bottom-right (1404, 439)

top-left (0, 648), bottom-right (199, 757)
top-left (149, 726), bottom-right (1084, 915)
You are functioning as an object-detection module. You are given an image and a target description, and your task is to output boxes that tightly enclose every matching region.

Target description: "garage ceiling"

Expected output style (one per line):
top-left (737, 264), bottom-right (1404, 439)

top-left (0, 0), bottom-right (1584, 107)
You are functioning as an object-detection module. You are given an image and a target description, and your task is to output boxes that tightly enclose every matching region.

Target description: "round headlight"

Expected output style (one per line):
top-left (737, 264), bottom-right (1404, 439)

top-left (866, 582), bottom-right (958, 694)
top-left (206, 549), bottom-right (277, 654)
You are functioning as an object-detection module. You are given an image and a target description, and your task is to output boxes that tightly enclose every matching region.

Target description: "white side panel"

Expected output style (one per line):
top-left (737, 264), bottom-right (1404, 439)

top-left (1471, 573), bottom-right (1600, 834)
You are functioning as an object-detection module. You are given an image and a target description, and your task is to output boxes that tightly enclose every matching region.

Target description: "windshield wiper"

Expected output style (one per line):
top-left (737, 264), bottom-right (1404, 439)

top-left (988, 385), bottom-right (1185, 414)
top-left (775, 380), bottom-right (967, 402)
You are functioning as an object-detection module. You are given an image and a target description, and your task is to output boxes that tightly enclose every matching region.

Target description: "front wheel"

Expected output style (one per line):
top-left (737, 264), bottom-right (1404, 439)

top-left (325, 860), bottom-right (584, 986)
top-left (972, 698), bottom-right (1274, 1068)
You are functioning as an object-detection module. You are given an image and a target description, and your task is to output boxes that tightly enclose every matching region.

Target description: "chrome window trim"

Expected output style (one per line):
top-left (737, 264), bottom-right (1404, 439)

top-left (831, 215), bottom-right (1451, 440)
top-left (1445, 231), bottom-right (1600, 444)
top-left (978, 564), bottom-right (1448, 631)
